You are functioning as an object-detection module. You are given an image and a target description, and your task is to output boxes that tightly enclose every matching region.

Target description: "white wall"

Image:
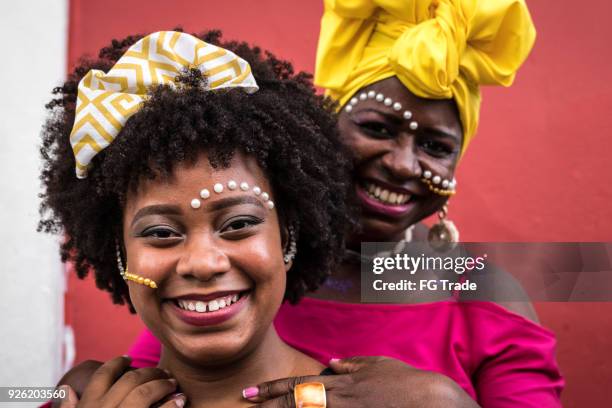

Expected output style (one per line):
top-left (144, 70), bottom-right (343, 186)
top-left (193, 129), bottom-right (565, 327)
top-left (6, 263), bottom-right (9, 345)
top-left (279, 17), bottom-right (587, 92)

top-left (0, 0), bottom-right (68, 399)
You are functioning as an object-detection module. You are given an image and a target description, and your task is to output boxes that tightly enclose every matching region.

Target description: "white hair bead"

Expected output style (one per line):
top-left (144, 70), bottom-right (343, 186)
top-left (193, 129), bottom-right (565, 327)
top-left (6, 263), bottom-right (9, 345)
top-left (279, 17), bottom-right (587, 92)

top-left (393, 102), bottom-right (402, 111)
top-left (200, 189), bottom-right (210, 199)
top-left (190, 199), bottom-right (201, 209)
top-left (409, 121), bottom-right (418, 130)
top-left (424, 170), bottom-right (432, 179)
top-left (367, 90), bottom-right (376, 98)
top-left (376, 93), bottom-right (384, 102)
top-left (383, 97), bottom-right (393, 106)
top-left (227, 180), bottom-right (237, 190)
top-left (261, 192), bottom-right (269, 201)
top-left (240, 182), bottom-right (249, 191)
top-left (442, 180), bottom-right (450, 188)
top-left (213, 183), bottom-right (223, 193)
top-left (432, 176), bottom-right (441, 184)
top-left (253, 186), bottom-right (261, 195)
top-left (359, 92), bottom-right (367, 100)
top-left (403, 111), bottom-right (412, 120)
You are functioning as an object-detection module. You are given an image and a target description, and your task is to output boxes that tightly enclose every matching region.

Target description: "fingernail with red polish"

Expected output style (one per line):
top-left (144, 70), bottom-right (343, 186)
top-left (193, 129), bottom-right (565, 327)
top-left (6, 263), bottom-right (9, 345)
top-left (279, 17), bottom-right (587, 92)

top-left (329, 357), bottom-right (340, 363)
top-left (242, 386), bottom-right (259, 399)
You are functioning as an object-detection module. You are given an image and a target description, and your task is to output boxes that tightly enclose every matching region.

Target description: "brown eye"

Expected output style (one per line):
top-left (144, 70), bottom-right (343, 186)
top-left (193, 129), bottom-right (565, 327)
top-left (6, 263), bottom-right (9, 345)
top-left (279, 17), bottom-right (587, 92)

top-left (221, 216), bottom-right (263, 234)
top-left (141, 227), bottom-right (180, 239)
top-left (359, 122), bottom-right (392, 138)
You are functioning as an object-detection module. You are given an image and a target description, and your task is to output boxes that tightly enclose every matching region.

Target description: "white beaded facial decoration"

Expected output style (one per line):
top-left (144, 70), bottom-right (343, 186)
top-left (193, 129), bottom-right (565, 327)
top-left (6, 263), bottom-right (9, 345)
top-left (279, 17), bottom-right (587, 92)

top-left (190, 180), bottom-right (275, 210)
top-left (344, 91), bottom-right (419, 131)
top-left (421, 170), bottom-right (457, 197)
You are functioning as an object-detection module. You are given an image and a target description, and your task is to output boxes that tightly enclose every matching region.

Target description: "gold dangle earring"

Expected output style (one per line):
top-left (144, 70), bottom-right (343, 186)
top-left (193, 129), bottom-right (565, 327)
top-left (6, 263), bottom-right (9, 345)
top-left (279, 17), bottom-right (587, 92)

top-left (428, 204), bottom-right (459, 252)
top-left (116, 242), bottom-right (158, 289)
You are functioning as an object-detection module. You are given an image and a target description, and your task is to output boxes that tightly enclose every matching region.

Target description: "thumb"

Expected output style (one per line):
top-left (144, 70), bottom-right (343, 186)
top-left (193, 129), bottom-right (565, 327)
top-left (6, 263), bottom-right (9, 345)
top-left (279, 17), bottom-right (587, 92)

top-left (57, 385), bottom-right (79, 408)
top-left (328, 356), bottom-right (375, 374)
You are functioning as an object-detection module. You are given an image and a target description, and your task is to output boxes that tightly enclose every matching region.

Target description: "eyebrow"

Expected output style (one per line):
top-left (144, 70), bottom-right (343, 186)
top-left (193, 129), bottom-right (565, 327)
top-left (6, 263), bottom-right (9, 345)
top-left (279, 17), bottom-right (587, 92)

top-left (207, 195), bottom-right (266, 212)
top-left (357, 108), bottom-right (461, 142)
top-left (131, 204), bottom-right (182, 227)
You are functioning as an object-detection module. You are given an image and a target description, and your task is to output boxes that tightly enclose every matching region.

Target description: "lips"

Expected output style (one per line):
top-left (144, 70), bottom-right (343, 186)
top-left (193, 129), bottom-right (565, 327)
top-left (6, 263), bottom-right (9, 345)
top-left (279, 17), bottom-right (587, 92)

top-left (167, 290), bottom-right (250, 327)
top-left (356, 180), bottom-right (417, 218)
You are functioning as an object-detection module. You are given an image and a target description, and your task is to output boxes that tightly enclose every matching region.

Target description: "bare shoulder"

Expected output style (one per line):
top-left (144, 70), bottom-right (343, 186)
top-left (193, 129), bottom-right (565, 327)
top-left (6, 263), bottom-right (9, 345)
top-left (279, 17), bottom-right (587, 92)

top-left (460, 265), bottom-right (540, 324)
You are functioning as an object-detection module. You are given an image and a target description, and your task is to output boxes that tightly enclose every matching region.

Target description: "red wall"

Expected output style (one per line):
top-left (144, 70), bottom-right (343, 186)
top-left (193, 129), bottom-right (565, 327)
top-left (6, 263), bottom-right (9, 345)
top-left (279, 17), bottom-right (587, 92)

top-left (65, 1), bottom-right (612, 406)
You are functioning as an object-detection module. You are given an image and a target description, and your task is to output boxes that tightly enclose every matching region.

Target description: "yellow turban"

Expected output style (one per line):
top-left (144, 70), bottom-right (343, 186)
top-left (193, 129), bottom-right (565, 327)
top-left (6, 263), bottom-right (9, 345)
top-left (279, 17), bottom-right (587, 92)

top-left (315, 0), bottom-right (536, 153)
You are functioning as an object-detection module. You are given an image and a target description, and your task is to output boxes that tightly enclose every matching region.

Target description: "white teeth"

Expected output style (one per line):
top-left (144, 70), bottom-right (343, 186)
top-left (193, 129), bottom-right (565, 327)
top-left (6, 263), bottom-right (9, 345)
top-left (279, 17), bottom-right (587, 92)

top-left (208, 300), bottom-right (220, 312)
top-left (177, 293), bottom-right (244, 313)
top-left (363, 182), bottom-right (411, 206)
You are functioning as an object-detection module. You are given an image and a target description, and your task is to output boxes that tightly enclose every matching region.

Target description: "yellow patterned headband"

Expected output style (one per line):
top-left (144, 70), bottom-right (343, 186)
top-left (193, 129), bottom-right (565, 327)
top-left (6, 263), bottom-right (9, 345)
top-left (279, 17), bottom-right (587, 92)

top-left (69, 31), bottom-right (259, 178)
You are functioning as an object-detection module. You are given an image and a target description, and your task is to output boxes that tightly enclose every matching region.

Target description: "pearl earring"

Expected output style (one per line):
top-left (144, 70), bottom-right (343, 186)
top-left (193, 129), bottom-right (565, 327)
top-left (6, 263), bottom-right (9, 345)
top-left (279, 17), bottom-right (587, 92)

top-left (283, 225), bottom-right (298, 264)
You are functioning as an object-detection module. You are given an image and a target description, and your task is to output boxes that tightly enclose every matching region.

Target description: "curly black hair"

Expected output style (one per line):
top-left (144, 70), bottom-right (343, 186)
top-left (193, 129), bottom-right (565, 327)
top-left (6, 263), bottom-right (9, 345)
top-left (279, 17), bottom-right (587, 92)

top-left (38, 29), bottom-right (354, 312)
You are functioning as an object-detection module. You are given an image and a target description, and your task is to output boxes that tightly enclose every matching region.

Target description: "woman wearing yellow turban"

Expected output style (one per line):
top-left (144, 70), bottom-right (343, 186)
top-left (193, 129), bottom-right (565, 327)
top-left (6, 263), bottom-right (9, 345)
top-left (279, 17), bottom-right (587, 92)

top-left (241, 1), bottom-right (563, 407)
top-left (99, 1), bottom-right (561, 406)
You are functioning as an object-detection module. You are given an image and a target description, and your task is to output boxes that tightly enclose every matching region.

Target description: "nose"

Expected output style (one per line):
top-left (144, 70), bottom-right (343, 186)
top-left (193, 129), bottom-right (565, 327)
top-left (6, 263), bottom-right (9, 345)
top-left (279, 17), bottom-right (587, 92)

top-left (175, 236), bottom-right (231, 282)
top-left (380, 137), bottom-right (421, 181)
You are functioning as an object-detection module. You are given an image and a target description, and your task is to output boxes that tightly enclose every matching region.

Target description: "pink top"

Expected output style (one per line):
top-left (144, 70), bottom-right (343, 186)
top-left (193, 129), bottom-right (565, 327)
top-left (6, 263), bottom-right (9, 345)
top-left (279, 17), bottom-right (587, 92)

top-left (129, 299), bottom-right (564, 407)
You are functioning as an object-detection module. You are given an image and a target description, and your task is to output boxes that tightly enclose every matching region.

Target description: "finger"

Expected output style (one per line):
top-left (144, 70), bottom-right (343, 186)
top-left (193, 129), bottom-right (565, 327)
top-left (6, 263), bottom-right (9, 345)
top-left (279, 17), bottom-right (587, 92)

top-left (57, 385), bottom-right (78, 408)
top-left (121, 378), bottom-right (178, 406)
top-left (244, 374), bottom-right (343, 403)
top-left (80, 355), bottom-right (132, 401)
top-left (328, 355), bottom-right (382, 374)
top-left (158, 393), bottom-right (187, 408)
top-left (104, 367), bottom-right (172, 405)
top-left (247, 392), bottom-right (296, 408)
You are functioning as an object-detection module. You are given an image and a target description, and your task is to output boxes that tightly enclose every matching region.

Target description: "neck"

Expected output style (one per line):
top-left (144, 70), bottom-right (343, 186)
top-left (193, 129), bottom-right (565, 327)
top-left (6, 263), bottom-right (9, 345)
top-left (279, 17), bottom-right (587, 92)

top-left (158, 327), bottom-right (302, 407)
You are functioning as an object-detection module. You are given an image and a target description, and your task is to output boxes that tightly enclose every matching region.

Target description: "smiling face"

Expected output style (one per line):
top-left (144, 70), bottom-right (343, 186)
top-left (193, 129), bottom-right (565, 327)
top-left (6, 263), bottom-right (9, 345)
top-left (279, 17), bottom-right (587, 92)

top-left (338, 77), bottom-right (463, 243)
top-left (122, 152), bottom-right (288, 366)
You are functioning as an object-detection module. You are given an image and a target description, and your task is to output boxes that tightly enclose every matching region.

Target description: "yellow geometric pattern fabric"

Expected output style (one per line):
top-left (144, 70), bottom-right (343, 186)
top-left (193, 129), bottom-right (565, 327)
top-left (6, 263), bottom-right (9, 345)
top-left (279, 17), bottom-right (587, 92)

top-left (70, 31), bottom-right (259, 178)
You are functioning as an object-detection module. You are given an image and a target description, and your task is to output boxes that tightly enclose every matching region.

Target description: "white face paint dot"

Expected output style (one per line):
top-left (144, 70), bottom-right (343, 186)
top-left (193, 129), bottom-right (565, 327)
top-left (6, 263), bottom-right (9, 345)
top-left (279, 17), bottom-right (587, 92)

top-left (261, 192), bottom-right (269, 201)
top-left (409, 121), bottom-right (418, 130)
top-left (190, 199), bottom-right (201, 209)
top-left (267, 201), bottom-right (275, 209)
top-left (350, 97), bottom-right (358, 105)
top-left (359, 92), bottom-right (367, 100)
top-left (240, 182), bottom-right (249, 191)
top-left (383, 97), bottom-right (393, 106)
top-left (253, 186), bottom-right (261, 195)
top-left (375, 93), bottom-right (384, 102)
top-left (227, 180), bottom-right (237, 190)
top-left (432, 176), bottom-right (441, 185)
top-left (442, 180), bottom-right (450, 188)
top-left (403, 110), bottom-right (412, 120)
top-left (367, 90), bottom-right (376, 98)
top-left (213, 183), bottom-right (224, 193)
top-left (424, 170), bottom-right (432, 179)
top-left (393, 102), bottom-right (402, 111)
top-left (345, 105), bottom-right (353, 113)
top-left (200, 189), bottom-right (210, 199)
